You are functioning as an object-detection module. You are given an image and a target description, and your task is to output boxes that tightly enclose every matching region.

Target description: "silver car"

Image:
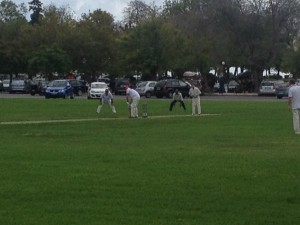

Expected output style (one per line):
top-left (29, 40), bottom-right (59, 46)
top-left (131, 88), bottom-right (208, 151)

top-left (136, 81), bottom-right (157, 98)
top-left (258, 80), bottom-right (284, 96)
top-left (2, 80), bottom-right (10, 91)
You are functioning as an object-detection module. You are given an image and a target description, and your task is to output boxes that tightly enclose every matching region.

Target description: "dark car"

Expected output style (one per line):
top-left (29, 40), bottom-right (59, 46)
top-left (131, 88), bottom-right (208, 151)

top-left (115, 78), bottom-right (130, 95)
top-left (44, 80), bottom-right (74, 99)
top-left (30, 79), bottom-right (48, 96)
top-left (9, 79), bottom-right (31, 93)
top-left (276, 83), bottom-right (289, 99)
top-left (154, 79), bottom-right (191, 98)
top-left (68, 80), bottom-right (88, 96)
top-left (0, 80), bottom-right (3, 92)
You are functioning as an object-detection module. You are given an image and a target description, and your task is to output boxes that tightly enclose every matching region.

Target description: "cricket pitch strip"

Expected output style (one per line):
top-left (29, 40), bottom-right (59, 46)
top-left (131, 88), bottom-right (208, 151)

top-left (0, 114), bottom-right (220, 125)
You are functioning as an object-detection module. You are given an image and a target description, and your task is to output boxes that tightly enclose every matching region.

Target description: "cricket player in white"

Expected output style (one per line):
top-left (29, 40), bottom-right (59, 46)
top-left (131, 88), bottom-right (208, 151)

top-left (189, 83), bottom-right (201, 115)
top-left (126, 86), bottom-right (140, 118)
top-left (288, 79), bottom-right (300, 134)
top-left (96, 89), bottom-right (116, 113)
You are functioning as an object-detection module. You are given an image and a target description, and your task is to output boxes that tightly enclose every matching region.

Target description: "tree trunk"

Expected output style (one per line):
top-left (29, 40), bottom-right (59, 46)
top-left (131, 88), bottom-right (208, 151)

top-left (251, 65), bottom-right (264, 93)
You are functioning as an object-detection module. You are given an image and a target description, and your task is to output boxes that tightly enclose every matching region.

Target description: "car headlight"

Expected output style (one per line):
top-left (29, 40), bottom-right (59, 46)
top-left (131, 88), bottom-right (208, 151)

top-left (59, 89), bottom-right (65, 93)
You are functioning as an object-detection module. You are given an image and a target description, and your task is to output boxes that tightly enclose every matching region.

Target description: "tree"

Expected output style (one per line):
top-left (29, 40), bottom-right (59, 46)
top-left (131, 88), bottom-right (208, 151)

top-left (282, 41), bottom-right (300, 78)
top-left (0, 0), bottom-right (27, 22)
top-left (217, 0), bottom-right (300, 88)
top-left (28, 0), bottom-right (43, 24)
top-left (0, 40), bottom-right (27, 75)
top-left (42, 4), bottom-right (75, 25)
top-left (28, 45), bottom-right (71, 79)
top-left (162, 0), bottom-right (221, 76)
top-left (73, 9), bottom-right (117, 79)
top-left (162, 0), bottom-right (300, 91)
top-left (123, 0), bottom-right (160, 28)
top-left (117, 19), bottom-right (193, 79)
top-left (0, 2), bottom-right (28, 76)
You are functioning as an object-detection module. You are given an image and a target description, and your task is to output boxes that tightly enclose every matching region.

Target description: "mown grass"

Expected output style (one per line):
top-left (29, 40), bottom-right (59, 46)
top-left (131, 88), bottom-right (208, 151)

top-left (0, 98), bottom-right (299, 225)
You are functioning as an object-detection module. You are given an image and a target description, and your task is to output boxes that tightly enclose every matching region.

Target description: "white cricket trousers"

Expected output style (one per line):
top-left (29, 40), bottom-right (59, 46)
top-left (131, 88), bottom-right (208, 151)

top-left (97, 103), bottom-right (116, 113)
top-left (292, 109), bottom-right (300, 133)
top-left (191, 97), bottom-right (201, 115)
top-left (130, 98), bottom-right (140, 117)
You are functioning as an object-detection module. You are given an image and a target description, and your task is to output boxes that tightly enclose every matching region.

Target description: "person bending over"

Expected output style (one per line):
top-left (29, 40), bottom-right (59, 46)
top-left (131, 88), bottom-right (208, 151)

top-left (169, 89), bottom-right (186, 111)
top-left (97, 89), bottom-right (116, 113)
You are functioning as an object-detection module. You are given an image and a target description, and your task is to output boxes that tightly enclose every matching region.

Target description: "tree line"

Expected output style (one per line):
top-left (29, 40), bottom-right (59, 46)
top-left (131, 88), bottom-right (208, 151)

top-left (1, 0), bottom-right (300, 91)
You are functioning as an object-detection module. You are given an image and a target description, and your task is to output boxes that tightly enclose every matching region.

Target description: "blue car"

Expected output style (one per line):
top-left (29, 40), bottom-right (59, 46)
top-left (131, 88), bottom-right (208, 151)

top-left (44, 80), bottom-right (74, 99)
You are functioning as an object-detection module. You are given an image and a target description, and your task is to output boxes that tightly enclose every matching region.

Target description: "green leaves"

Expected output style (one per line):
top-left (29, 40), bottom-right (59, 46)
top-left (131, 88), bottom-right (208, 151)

top-left (117, 19), bottom-right (194, 77)
top-left (0, 0), bottom-right (26, 22)
top-left (28, 45), bottom-right (71, 77)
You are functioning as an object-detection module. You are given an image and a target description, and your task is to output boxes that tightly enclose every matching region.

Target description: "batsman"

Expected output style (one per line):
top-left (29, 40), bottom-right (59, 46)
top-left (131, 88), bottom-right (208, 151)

top-left (126, 85), bottom-right (140, 118)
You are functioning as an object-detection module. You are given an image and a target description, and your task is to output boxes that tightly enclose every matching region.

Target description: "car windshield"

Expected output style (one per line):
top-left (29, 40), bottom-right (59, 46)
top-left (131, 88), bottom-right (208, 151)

top-left (179, 80), bottom-right (188, 87)
top-left (69, 80), bottom-right (77, 85)
top-left (49, 80), bottom-right (67, 87)
top-left (278, 83), bottom-right (289, 88)
top-left (137, 82), bottom-right (146, 87)
top-left (91, 83), bottom-right (107, 88)
top-left (261, 82), bottom-right (274, 86)
top-left (156, 80), bottom-right (167, 87)
top-left (11, 80), bottom-right (24, 85)
top-left (229, 81), bottom-right (238, 85)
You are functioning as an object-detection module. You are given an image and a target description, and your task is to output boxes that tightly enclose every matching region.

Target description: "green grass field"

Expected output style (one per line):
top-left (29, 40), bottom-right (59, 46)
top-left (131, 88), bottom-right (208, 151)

top-left (0, 98), bottom-right (299, 225)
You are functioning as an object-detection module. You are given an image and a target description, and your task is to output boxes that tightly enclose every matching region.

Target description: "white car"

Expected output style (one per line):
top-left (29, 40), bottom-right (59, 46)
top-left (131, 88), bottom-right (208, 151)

top-left (2, 79), bottom-right (10, 92)
top-left (87, 82), bottom-right (108, 99)
top-left (136, 81), bottom-right (157, 98)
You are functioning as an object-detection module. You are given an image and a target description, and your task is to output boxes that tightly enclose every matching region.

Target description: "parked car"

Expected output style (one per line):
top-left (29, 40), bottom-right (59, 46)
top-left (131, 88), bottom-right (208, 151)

top-left (115, 78), bottom-right (130, 95)
top-left (213, 82), bottom-right (219, 92)
top-left (258, 80), bottom-right (283, 96)
top-left (213, 82), bottom-right (228, 93)
top-left (213, 76), bottom-right (227, 93)
top-left (9, 79), bottom-right (31, 93)
top-left (44, 80), bottom-right (74, 99)
top-left (275, 81), bottom-right (300, 99)
top-left (87, 82), bottom-right (108, 99)
top-left (227, 80), bottom-right (240, 93)
top-left (276, 83), bottom-right (289, 99)
top-left (2, 79), bottom-right (10, 92)
top-left (98, 77), bottom-right (110, 85)
top-left (136, 81), bottom-right (157, 98)
top-left (68, 79), bottom-right (88, 96)
top-left (154, 79), bottom-right (191, 98)
top-left (30, 79), bottom-right (48, 96)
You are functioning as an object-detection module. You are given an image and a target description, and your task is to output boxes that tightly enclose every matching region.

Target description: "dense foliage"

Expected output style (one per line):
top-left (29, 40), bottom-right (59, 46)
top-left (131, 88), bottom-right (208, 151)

top-left (1, 0), bottom-right (300, 88)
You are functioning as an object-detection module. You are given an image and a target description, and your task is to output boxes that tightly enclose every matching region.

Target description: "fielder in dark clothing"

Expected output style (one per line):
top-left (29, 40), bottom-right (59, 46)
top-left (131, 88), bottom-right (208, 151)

top-left (169, 89), bottom-right (186, 111)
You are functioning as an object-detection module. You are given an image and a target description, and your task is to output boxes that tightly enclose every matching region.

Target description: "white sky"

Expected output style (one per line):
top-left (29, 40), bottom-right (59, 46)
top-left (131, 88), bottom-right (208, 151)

top-left (13, 0), bottom-right (164, 21)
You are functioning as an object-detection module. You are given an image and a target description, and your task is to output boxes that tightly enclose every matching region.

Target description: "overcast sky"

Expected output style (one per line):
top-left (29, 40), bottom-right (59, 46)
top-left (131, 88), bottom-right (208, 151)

top-left (13, 0), bottom-right (164, 21)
